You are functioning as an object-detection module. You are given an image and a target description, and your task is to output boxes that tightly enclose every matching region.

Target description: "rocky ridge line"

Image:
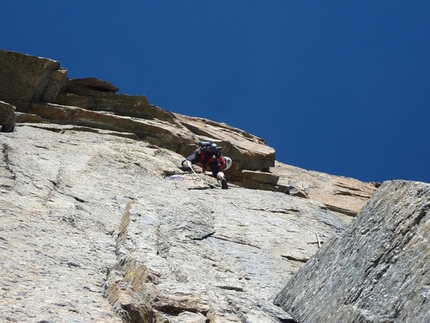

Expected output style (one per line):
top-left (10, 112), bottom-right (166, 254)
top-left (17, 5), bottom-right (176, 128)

top-left (0, 48), bottom-right (378, 217)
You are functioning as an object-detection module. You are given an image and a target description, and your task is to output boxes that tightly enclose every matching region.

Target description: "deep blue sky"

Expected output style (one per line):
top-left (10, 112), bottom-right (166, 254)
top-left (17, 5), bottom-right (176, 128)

top-left (2, 1), bottom-right (429, 183)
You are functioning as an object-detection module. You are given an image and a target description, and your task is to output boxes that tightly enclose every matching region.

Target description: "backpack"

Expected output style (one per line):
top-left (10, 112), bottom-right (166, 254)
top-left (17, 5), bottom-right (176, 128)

top-left (198, 142), bottom-right (221, 156)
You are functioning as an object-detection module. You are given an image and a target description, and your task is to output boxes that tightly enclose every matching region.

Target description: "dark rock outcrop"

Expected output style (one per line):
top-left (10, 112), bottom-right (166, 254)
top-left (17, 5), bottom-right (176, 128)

top-left (274, 180), bottom-right (430, 323)
top-left (0, 100), bottom-right (16, 132)
top-left (0, 49), bottom-right (67, 110)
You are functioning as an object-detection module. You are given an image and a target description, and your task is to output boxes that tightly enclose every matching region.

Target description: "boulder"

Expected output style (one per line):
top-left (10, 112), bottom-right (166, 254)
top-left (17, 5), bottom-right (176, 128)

top-left (274, 180), bottom-right (430, 323)
top-left (0, 100), bottom-right (16, 132)
top-left (0, 49), bottom-right (67, 111)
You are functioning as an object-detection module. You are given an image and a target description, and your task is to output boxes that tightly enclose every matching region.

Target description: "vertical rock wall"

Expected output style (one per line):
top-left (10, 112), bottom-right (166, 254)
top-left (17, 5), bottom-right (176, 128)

top-left (275, 180), bottom-right (430, 323)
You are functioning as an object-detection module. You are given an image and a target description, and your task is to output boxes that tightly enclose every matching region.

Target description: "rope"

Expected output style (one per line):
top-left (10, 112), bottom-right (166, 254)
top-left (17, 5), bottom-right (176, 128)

top-left (187, 166), bottom-right (218, 189)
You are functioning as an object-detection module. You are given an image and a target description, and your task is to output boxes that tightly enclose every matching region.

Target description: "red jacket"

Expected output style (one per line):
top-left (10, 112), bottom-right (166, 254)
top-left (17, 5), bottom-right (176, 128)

top-left (200, 153), bottom-right (227, 173)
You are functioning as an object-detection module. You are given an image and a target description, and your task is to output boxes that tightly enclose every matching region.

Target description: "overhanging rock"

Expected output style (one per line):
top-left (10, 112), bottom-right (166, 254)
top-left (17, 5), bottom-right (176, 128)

top-left (28, 102), bottom-right (194, 151)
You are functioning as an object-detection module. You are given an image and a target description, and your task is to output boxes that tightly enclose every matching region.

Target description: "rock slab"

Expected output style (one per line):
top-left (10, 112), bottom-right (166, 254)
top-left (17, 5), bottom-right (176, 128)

top-left (0, 124), bottom-right (354, 322)
top-left (274, 180), bottom-right (430, 323)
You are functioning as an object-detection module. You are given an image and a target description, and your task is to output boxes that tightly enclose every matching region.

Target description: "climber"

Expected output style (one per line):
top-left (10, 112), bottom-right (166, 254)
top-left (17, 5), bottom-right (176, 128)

top-left (181, 141), bottom-right (232, 189)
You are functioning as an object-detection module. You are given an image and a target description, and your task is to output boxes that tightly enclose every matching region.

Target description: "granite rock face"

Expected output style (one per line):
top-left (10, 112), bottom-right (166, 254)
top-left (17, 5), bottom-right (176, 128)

top-left (0, 49), bottom-right (393, 322)
top-left (274, 180), bottom-right (430, 323)
top-left (0, 49), bottom-right (378, 204)
top-left (0, 124), bottom-right (354, 322)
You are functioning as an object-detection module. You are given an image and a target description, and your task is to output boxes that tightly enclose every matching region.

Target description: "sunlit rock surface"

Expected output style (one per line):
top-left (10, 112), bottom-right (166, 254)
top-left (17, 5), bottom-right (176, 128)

top-left (0, 49), bottom-right (390, 322)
